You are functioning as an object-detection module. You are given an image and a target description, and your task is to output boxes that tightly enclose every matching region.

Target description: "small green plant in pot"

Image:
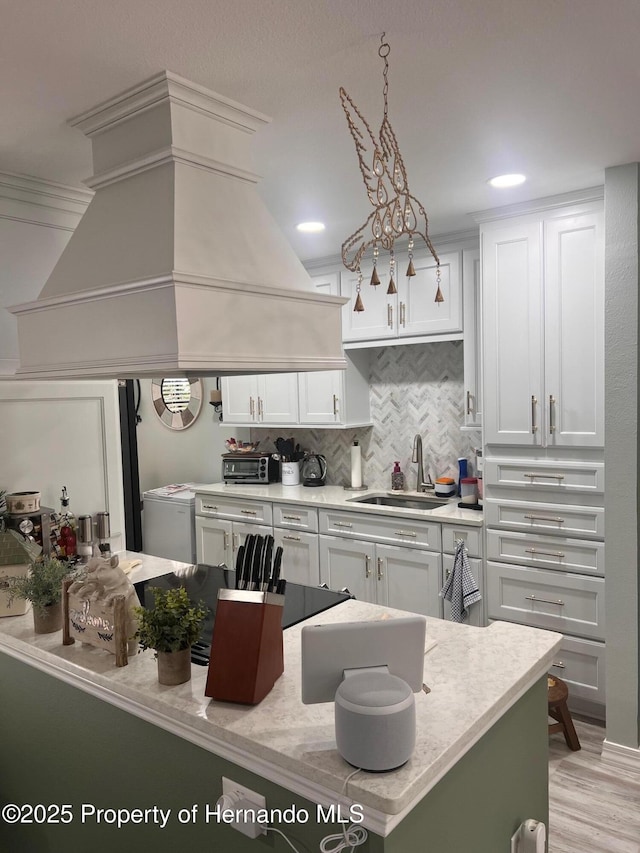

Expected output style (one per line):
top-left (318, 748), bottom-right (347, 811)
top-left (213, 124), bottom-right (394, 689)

top-left (5, 556), bottom-right (74, 634)
top-left (134, 586), bottom-right (207, 686)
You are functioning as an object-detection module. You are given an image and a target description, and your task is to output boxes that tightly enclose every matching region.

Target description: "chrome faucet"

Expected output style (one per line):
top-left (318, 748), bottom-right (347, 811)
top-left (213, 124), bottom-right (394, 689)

top-left (412, 434), bottom-right (434, 492)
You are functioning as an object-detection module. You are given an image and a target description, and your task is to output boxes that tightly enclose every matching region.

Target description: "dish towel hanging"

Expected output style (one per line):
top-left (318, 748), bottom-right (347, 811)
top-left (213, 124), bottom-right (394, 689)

top-left (439, 539), bottom-right (481, 623)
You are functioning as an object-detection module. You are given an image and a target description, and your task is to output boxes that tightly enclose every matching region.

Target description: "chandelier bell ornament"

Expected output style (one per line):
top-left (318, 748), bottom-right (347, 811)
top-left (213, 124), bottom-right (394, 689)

top-left (339, 34), bottom-right (441, 311)
top-left (354, 272), bottom-right (365, 312)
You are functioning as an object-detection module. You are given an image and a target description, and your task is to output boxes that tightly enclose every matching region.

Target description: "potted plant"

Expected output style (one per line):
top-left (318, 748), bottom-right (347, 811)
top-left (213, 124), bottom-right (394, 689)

top-left (5, 556), bottom-right (74, 634)
top-left (134, 586), bottom-right (206, 685)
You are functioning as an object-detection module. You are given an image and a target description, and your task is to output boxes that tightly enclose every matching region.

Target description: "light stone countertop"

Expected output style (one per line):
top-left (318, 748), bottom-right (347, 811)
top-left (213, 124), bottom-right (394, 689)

top-left (194, 482), bottom-right (484, 527)
top-left (0, 552), bottom-right (560, 835)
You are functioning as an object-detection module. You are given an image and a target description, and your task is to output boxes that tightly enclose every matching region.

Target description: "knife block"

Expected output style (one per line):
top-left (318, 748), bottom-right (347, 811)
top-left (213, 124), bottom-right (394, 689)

top-left (205, 590), bottom-right (284, 704)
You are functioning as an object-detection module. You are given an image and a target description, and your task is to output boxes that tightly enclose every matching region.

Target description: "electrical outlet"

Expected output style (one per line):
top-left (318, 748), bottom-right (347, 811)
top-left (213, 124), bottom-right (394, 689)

top-left (221, 777), bottom-right (267, 839)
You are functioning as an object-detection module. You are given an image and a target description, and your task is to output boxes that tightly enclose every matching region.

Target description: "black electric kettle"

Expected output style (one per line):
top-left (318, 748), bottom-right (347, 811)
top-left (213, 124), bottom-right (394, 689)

top-left (301, 454), bottom-right (327, 487)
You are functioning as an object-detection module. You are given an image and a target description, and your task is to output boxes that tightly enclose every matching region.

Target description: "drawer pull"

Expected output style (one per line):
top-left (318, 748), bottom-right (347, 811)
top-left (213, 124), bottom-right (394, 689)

top-left (335, 521), bottom-right (353, 528)
top-left (549, 394), bottom-right (556, 434)
top-left (240, 509), bottom-right (257, 516)
top-left (524, 514), bottom-right (565, 524)
top-left (525, 594), bottom-right (565, 607)
top-left (203, 504), bottom-right (218, 512)
top-left (524, 547), bottom-right (565, 559)
top-left (282, 514), bottom-right (302, 521)
top-left (531, 395), bottom-right (538, 434)
top-left (283, 535), bottom-right (301, 542)
top-left (523, 472), bottom-right (565, 481)
top-left (365, 555), bottom-right (371, 579)
top-left (377, 557), bottom-right (384, 580)
top-left (551, 661), bottom-right (566, 669)
top-left (395, 529), bottom-right (417, 538)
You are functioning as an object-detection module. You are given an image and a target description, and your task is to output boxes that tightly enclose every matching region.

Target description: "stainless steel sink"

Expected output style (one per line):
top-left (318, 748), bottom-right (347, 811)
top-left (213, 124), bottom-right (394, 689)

top-left (348, 494), bottom-right (450, 510)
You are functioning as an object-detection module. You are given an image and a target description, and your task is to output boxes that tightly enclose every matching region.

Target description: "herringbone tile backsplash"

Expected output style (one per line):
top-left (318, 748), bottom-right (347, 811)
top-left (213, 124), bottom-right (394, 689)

top-left (251, 341), bottom-right (480, 489)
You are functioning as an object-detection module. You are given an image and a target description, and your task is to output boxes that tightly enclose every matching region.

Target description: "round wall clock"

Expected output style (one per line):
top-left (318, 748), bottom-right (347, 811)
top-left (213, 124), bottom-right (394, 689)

top-left (151, 378), bottom-right (203, 430)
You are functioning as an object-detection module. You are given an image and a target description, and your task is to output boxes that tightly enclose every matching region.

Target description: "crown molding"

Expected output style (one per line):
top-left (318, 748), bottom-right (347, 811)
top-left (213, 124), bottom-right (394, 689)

top-left (471, 185), bottom-right (604, 223)
top-left (0, 172), bottom-right (92, 230)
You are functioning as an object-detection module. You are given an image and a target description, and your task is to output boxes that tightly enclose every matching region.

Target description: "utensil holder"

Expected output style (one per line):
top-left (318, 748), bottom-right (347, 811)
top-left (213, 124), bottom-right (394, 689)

top-left (205, 589), bottom-right (284, 704)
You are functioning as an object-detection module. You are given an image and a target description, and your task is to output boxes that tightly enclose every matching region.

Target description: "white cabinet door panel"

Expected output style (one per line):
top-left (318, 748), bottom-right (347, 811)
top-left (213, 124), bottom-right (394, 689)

top-left (257, 374), bottom-right (298, 424)
top-left (273, 528), bottom-right (320, 587)
top-left (398, 252), bottom-right (462, 337)
top-left (549, 635), bottom-right (606, 705)
top-left (462, 247), bottom-right (482, 428)
top-left (221, 376), bottom-right (257, 424)
top-left (195, 516), bottom-right (232, 566)
top-left (298, 370), bottom-right (341, 425)
top-left (377, 543), bottom-right (442, 618)
top-left (319, 535), bottom-right (376, 601)
top-left (340, 267), bottom-right (396, 341)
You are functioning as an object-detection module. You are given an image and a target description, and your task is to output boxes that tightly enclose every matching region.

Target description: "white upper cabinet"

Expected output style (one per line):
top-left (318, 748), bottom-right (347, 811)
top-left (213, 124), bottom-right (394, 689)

top-left (482, 201), bottom-right (604, 448)
top-left (462, 247), bottom-right (482, 429)
top-left (221, 373), bottom-right (298, 426)
top-left (340, 251), bottom-right (463, 344)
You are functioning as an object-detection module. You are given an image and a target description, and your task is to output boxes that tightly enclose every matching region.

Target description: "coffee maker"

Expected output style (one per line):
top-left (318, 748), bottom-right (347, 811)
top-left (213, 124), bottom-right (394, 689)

top-left (301, 454), bottom-right (327, 487)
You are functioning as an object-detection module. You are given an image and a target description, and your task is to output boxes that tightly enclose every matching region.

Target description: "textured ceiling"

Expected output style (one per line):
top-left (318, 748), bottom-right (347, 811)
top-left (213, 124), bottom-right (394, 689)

top-left (2, 0), bottom-right (640, 259)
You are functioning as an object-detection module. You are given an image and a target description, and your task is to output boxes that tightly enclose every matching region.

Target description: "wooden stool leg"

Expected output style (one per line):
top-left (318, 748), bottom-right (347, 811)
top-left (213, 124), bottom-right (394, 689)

top-left (556, 700), bottom-right (581, 751)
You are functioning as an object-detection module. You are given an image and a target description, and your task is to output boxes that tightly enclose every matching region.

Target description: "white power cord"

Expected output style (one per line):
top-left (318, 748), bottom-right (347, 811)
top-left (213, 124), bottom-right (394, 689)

top-left (263, 766), bottom-right (368, 853)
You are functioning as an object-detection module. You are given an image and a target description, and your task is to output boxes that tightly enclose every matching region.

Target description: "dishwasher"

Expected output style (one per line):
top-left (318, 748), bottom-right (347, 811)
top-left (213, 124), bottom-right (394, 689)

top-left (142, 484), bottom-right (205, 563)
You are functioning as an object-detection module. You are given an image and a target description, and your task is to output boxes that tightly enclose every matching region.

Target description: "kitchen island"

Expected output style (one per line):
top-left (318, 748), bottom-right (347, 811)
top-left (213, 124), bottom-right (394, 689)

top-left (0, 552), bottom-right (560, 852)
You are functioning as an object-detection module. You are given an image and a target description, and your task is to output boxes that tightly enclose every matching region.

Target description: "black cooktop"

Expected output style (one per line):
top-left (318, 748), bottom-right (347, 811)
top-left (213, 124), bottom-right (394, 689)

top-left (134, 564), bottom-right (352, 666)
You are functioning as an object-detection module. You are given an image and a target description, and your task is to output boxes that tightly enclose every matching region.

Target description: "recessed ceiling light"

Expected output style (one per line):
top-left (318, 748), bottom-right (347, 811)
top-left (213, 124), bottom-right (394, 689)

top-left (488, 173), bottom-right (527, 189)
top-left (296, 221), bottom-right (326, 233)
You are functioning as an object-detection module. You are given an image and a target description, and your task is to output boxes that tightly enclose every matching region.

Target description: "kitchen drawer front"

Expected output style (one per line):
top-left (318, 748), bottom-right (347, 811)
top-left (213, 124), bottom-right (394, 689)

top-left (486, 529), bottom-right (604, 576)
top-left (484, 498), bottom-right (604, 540)
top-left (441, 525), bottom-right (483, 557)
top-left (549, 636), bottom-right (606, 705)
top-left (272, 503), bottom-right (319, 533)
top-left (486, 561), bottom-right (605, 640)
top-left (196, 495), bottom-right (272, 525)
top-left (319, 509), bottom-right (441, 551)
top-left (442, 554), bottom-right (485, 626)
top-left (484, 459), bottom-right (604, 494)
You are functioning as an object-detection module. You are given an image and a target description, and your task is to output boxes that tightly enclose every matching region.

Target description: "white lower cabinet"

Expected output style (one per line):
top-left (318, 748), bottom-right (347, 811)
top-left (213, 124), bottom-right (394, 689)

top-left (548, 635), bottom-right (606, 707)
top-left (195, 516), bottom-right (270, 568)
top-left (273, 527), bottom-right (320, 587)
top-left (442, 554), bottom-right (484, 627)
top-left (318, 534), bottom-right (442, 618)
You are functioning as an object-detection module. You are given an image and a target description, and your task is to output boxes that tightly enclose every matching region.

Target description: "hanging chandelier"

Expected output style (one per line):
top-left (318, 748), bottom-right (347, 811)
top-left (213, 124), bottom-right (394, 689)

top-left (340, 34), bottom-right (443, 312)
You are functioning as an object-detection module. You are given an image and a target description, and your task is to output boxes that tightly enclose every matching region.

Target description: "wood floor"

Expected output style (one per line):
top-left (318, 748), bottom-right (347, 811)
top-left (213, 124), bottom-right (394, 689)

top-left (548, 717), bottom-right (640, 853)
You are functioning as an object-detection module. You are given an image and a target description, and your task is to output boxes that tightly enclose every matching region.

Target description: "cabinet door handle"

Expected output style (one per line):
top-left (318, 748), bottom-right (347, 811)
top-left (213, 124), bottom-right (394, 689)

top-left (524, 514), bottom-right (565, 524)
top-left (283, 534), bottom-right (301, 542)
top-left (377, 557), bottom-right (384, 580)
top-left (523, 472), bottom-right (565, 481)
top-left (525, 594), bottom-right (565, 607)
top-left (524, 547), bottom-right (565, 558)
top-left (466, 390), bottom-right (472, 416)
top-left (387, 304), bottom-right (393, 328)
top-left (531, 395), bottom-right (538, 433)
top-left (233, 533), bottom-right (239, 550)
top-left (394, 529), bottom-right (417, 538)
top-left (334, 521), bottom-right (353, 528)
top-left (282, 514), bottom-right (302, 521)
top-left (549, 395), bottom-right (556, 434)
top-left (365, 555), bottom-right (371, 578)
top-left (240, 509), bottom-right (257, 516)
top-left (551, 661), bottom-right (566, 669)
top-left (333, 394), bottom-right (339, 417)
top-left (400, 301), bottom-right (406, 327)
top-left (223, 531), bottom-right (228, 550)
top-left (202, 504), bottom-right (218, 512)
top-left (249, 397), bottom-right (255, 418)
top-left (257, 397), bottom-right (263, 419)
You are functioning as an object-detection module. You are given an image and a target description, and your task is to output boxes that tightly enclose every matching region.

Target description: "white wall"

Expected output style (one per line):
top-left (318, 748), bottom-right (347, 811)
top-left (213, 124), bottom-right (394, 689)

top-left (136, 378), bottom-right (248, 493)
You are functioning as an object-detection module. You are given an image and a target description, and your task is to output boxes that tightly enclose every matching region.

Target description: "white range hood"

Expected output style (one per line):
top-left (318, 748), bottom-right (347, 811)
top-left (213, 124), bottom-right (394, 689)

top-left (9, 71), bottom-right (347, 379)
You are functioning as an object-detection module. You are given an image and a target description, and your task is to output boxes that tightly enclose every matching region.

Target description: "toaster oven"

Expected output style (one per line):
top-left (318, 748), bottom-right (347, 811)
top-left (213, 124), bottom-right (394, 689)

top-left (222, 453), bottom-right (279, 484)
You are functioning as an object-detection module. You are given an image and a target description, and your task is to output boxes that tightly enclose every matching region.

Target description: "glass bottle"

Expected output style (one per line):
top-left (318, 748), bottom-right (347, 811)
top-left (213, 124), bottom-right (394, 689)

top-left (391, 461), bottom-right (405, 491)
top-left (58, 486), bottom-right (77, 559)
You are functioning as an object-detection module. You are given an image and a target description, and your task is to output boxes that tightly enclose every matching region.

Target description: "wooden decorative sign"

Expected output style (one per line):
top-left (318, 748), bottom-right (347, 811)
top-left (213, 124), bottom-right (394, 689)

top-left (62, 555), bottom-right (140, 667)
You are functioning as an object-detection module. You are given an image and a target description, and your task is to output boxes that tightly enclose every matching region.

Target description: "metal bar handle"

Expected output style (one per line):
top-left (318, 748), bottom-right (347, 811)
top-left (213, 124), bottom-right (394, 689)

top-left (377, 557), bottom-right (384, 580)
top-left (466, 390), bottom-right (472, 416)
top-left (400, 302), bottom-right (406, 327)
top-left (283, 535), bottom-right (301, 542)
top-left (223, 531), bottom-right (228, 550)
top-left (233, 533), bottom-right (239, 549)
top-left (257, 397), bottom-right (263, 419)
top-left (202, 504), bottom-right (218, 512)
top-left (549, 394), bottom-right (556, 434)
top-left (525, 594), bottom-right (565, 606)
top-left (523, 472), bottom-right (565, 481)
top-left (394, 529), bottom-right (417, 538)
top-left (525, 547), bottom-right (565, 558)
top-left (387, 304), bottom-right (393, 328)
top-left (240, 509), bottom-right (257, 516)
top-left (335, 521), bottom-right (353, 528)
top-left (531, 395), bottom-right (538, 433)
top-left (365, 555), bottom-right (371, 578)
top-left (551, 661), bottom-right (566, 669)
top-left (333, 394), bottom-right (339, 417)
top-left (282, 514), bottom-right (302, 521)
top-left (524, 514), bottom-right (565, 523)
top-left (249, 397), bottom-right (255, 418)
